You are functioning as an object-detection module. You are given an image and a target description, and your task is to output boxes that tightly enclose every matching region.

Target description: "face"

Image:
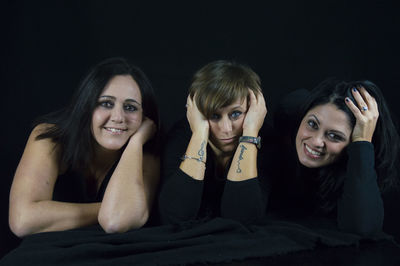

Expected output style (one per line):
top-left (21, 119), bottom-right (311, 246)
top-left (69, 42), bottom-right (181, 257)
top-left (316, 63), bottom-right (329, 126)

top-left (91, 75), bottom-right (143, 151)
top-left (208, 98), bottom-right (247, 154)
top-left (295, 103), bottom-right (352, 168)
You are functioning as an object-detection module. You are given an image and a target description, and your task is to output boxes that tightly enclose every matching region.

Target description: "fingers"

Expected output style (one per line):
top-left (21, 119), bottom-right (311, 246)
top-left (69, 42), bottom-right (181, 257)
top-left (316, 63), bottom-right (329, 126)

top-left (350, 86), bottom-right (378, 113)
top-left (248, 89), bottom-right (267, 110)
top-left (186, 94), bottom-right (193, 108)
top-left (345, 96), bottom-right (362, 118)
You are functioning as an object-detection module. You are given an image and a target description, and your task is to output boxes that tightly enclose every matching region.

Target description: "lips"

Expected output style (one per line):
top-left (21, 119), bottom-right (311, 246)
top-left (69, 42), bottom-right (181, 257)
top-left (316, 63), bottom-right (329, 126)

top-left (303, 144), bottom-right (324, 159)
top-left (104, 127), bottom-right (127, 134)
top-left (219, 137), bottom-right (236, 144)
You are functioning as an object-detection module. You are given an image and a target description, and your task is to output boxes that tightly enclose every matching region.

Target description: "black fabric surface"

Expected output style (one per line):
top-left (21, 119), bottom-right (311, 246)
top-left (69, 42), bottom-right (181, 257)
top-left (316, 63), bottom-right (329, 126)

top-left (0, 217), bottom-right (394, 266)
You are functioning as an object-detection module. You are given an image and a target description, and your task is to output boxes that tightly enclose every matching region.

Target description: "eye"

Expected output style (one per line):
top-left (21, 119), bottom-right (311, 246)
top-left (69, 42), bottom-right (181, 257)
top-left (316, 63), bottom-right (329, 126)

top-left (307, 119), bottom-right (318, 129)
top-left (230, 111), bottom-right (242, 120)
top-left (99, 100), bottom-right (113, 108)
top-left (210, 113), bottom-right (221, 121)
top-left (124, 104), bottom-right (137, 112)
top-left (327, 132), bottom-right (344, 142)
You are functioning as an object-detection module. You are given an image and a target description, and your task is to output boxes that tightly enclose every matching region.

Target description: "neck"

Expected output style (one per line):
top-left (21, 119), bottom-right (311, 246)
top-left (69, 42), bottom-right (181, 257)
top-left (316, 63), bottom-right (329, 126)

top-left (209, 140), bottom-right (234, 168)
top-left (90, 144), bottom-right (121, 178)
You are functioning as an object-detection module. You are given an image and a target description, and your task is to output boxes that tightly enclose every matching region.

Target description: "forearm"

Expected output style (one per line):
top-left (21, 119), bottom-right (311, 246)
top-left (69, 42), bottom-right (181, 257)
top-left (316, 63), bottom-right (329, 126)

top-left (227, 141), bottom-right (258, 181)
top-left (99, 141), bottom-right (152, 233)
top-left (179, 132), bottom-right (208, 180)
top-left (337, 141), bottom-right (384, 236)
top-left (159, 169), bottom-right (204, 224)
top-left (221, 179), bottom-right (266, 224)
top-left (9, 200), bottom-right (100, 237)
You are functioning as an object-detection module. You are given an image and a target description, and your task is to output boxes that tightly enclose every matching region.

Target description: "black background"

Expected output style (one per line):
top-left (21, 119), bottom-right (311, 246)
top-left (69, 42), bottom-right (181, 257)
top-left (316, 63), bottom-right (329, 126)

top-left (2, 0), bottom-right (399, 258)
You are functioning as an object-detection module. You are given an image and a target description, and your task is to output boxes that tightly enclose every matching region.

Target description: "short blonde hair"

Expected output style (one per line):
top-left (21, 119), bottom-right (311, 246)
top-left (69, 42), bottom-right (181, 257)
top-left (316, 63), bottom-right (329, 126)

top-left (189, 60), bottom-right (261, 118)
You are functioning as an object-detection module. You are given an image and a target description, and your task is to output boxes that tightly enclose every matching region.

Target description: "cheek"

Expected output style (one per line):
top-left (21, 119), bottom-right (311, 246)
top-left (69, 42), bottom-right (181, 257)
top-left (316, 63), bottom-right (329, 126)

top-left (208, 121), bottom-right (218, 138)
top-left (232, 118), bottom-right (244, 132)
top-left (127, 113), bottom-right (143, 128)
top-left (91, 109), bottom-right (106, 128)
top-left (327, 143), bottom-right (347, 156)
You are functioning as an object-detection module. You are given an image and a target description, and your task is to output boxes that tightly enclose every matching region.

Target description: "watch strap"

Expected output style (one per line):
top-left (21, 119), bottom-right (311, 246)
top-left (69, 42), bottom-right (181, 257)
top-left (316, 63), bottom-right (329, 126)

top-left (239, 136), bottom-right (261, 149)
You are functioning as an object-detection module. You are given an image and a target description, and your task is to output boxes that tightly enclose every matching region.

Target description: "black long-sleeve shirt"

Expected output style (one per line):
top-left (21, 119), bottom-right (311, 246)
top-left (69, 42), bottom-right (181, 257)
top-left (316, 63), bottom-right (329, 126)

top-left (270, 89), bottom-right (385, 236)
top-left (158, 118), bottom-right (271, 225)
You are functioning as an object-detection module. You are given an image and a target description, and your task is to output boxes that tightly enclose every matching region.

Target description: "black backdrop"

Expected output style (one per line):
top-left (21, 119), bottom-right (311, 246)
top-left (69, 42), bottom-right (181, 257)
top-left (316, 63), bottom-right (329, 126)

top-left (2, 0), bottom-right (400, 258)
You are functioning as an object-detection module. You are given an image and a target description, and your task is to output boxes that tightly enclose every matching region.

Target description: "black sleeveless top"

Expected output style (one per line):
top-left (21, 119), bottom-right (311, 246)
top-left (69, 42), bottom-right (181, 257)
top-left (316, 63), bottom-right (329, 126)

top-left (52, 163), bottom-right (117, 203)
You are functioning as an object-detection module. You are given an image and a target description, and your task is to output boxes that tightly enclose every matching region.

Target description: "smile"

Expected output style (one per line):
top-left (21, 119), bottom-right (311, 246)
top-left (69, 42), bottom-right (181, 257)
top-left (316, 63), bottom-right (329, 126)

top-left (104, 127), bottom-right (127, 134)
top-left (304, 144), bottom-right (323, 158)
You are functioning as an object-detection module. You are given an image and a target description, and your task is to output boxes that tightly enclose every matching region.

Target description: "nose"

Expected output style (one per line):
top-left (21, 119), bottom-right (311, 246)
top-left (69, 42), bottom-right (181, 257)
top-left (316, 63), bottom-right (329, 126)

top-left (218, 116), bottom-right (232, 134)
top-left (310, 133), bottom-right (325, 148)
top-left (110, 106), bottom-right (124, 123)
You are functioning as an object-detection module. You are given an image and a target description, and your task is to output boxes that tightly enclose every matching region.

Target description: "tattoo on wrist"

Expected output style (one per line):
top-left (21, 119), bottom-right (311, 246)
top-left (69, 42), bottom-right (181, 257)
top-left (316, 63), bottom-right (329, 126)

top-left (236, 144), bottom-right (248, 173)
top-left (198, 141), bottom-right (205, 161)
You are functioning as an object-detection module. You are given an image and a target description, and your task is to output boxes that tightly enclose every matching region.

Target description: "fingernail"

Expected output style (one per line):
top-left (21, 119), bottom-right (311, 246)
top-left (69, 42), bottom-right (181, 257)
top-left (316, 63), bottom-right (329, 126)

top-left (345, 97), bottom-right (350, 102)
top-left (352, 87), bottom-right (357, 92)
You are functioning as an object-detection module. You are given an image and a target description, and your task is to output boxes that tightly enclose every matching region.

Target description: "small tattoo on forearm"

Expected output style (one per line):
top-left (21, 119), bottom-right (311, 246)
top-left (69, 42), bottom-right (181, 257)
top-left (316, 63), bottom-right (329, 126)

top-left (198, 141), bottom-right (206, 161)
top-left (236, 144), bottom-right (247, 173)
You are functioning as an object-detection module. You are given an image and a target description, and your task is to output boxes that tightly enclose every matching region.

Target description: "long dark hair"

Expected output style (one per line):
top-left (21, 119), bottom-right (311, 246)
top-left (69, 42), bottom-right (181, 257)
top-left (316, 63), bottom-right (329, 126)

top-left (277, 78), bottom-right (400, 213)
top-left (35, 57), bottom-right (160, 172)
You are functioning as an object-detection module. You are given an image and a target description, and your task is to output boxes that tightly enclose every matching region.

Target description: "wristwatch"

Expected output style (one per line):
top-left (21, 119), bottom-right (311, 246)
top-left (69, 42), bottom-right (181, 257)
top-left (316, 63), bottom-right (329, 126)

top-left (239, 136), bottom-right (261, 149)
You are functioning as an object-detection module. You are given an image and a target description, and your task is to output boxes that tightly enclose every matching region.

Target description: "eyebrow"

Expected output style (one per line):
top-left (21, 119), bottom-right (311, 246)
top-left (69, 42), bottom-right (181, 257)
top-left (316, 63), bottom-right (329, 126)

top-left (308, 114), bottom-right (320, 125)
top-left (99, 95), bottom-right (141, 105)
top-left (308, 114), bottom-right (348, 139)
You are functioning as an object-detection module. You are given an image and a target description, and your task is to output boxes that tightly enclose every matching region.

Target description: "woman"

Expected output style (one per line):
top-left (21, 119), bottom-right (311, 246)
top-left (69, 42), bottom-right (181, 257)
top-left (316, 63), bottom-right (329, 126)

top-left (9, 57), bottom-right (160, 237)
top-left (270, 78), bottom-right (400, 236)
top-left (158, 60), bottom-right (270, 224)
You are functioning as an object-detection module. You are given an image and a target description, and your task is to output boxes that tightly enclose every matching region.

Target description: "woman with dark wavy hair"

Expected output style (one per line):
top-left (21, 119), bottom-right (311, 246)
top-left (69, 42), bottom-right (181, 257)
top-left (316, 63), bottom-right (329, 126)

top-left (270, 78), bottom-right (400, 236)
top-left (9, 57), bottom-right (160, 237)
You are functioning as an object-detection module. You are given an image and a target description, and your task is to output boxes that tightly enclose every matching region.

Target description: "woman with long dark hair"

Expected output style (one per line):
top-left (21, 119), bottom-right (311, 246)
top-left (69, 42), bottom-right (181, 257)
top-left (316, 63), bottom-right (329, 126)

top-left (9, 57), bottom-right (160, 237)
top-left (270, 78), bottom-right (400, 236)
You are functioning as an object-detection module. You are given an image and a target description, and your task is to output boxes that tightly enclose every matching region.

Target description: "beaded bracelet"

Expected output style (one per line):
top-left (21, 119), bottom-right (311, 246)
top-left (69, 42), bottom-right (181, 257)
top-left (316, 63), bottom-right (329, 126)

top-left (181, 154), bottom-right (206, 164)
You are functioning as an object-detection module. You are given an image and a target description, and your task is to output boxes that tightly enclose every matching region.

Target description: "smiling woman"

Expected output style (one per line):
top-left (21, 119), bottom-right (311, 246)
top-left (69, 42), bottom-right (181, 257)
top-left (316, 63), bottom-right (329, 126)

top-left (8, 57), bottom-right (160, 237)
top-left (158, 60), bottom-right (270, 224)
top-left (269, 78), bottom-right (400, 237)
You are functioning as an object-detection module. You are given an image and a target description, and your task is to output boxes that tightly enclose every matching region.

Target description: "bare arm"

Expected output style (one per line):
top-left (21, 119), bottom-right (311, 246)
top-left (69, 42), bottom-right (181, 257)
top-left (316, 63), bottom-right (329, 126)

top-left (227, 90), bottom-right (267, 181)
top-left (98, 118), bottom-right (160, 233)
top-left (179, 95), bottom-right (209, 180)
top-left (9, 124), bottom-right (100, 238)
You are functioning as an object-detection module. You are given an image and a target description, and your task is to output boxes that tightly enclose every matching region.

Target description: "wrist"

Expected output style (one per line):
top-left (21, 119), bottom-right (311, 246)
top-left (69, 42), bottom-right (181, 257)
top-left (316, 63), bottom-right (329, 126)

top-left (192, 129), bottom-right (209, 140)
top-left (242, 129), bottom-right (259, 137)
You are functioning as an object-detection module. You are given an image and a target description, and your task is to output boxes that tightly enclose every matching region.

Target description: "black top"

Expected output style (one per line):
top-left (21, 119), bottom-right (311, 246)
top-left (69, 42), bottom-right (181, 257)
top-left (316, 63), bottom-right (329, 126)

top-left (158, 118), bottom-right (272, 225)
top-left (52, 163), bottom-right (117, 203)
top-left (269, 89), bottom-right (385, 236)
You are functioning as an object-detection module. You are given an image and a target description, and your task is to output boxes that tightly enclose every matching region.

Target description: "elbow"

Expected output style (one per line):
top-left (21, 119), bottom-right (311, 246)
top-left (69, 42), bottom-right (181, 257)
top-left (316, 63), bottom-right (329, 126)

top-left (9, 212), bottom-right (32, 238)
top-left (98, 210), bottom-right (149, 234)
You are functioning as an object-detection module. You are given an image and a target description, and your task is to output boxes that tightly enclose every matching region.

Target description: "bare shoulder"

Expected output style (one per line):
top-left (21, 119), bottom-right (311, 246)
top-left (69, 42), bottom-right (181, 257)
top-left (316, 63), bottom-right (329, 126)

top-left (17, 123), bottom-right (62, 177)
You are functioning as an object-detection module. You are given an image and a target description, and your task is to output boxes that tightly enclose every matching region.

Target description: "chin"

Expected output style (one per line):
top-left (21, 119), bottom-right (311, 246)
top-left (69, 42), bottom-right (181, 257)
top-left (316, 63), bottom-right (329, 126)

top-left (220, 144), bottom-right (237, 154)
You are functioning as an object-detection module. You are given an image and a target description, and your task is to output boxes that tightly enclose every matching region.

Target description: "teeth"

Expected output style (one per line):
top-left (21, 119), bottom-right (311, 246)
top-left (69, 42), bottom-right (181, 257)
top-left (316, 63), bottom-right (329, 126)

top-left (107, 128), bottom-right (123, 133)
top-left (305, 144), bottom-right (321, 156)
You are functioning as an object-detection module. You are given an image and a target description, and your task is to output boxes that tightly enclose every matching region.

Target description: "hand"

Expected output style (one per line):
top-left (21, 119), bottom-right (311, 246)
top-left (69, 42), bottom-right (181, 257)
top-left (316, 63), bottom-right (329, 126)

top-left (242, 89), bottom-right (267, 136)
top-left (345, 86), bottom-right (379, 142)
top-left (186, 94), bottom-right (209, 137)
top-left (129, 117), bottom-right (156, 145)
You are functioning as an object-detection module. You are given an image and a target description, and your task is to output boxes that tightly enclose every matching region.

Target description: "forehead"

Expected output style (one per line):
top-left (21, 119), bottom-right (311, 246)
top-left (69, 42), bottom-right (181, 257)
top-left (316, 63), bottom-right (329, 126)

top-left (101, 75), bottom-right (142, 102)
top-left (216, 97), bottom-right (247, 112)
top-left (305, 103), bottom-right (352, 133)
